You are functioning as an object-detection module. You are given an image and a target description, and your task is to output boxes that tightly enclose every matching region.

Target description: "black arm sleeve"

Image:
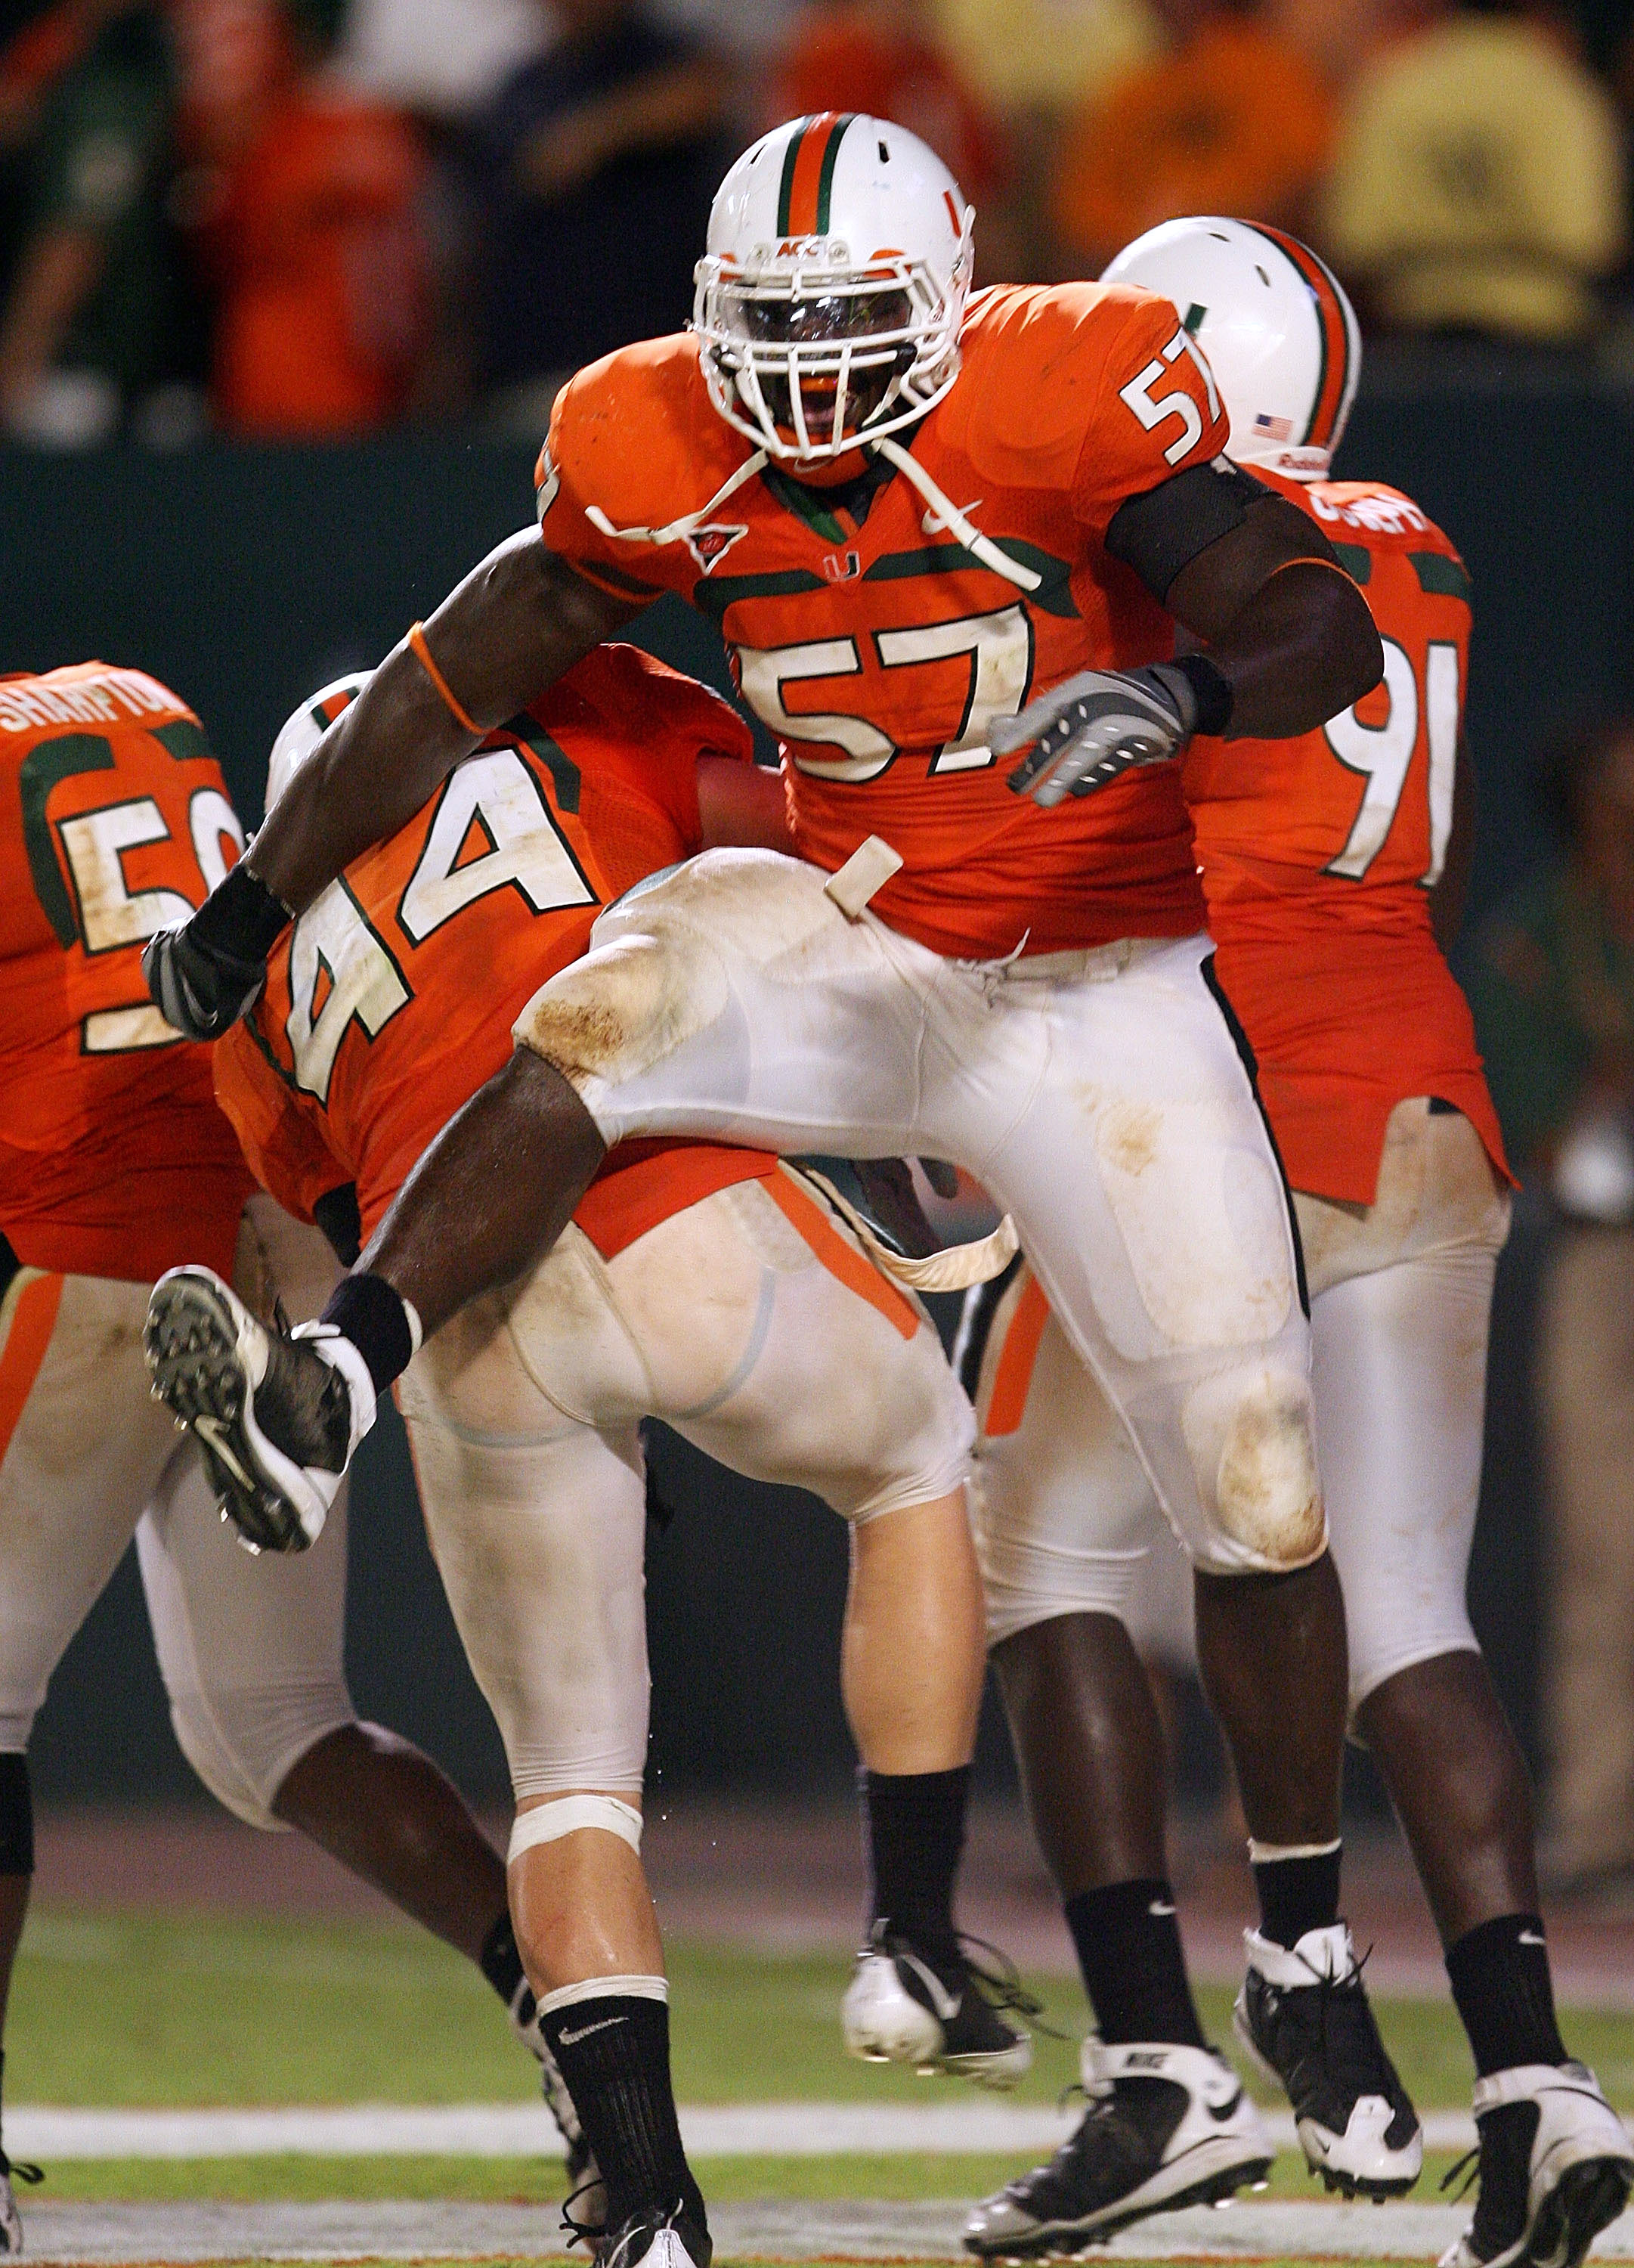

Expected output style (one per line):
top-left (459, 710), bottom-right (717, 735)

top-left (1106, 459), bottom-right (1329, 604)
top-left (312, 1184), bottom-right (364, 1269)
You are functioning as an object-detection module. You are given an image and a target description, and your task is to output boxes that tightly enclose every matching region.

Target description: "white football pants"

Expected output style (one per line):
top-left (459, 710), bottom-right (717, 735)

top-left (0, 1195), bottom-right (355, 1826)
top-left (396, 1167), bottom-right (974, 1800)
top-left (972, 1098), bottom-right (1512, 1711)
top-left (515, 848), bottom-right (1317, 1578)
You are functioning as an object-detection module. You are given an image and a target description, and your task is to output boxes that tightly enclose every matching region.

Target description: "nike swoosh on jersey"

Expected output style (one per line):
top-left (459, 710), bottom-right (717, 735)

top-left (921, 500), bottom-right (983, 536)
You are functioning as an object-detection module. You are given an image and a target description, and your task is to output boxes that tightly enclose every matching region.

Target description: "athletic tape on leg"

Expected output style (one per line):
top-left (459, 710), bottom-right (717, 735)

top-left (537, 1973), bottom-right (669, 2019)
top-left (1246, 1837), bottom-right (1342, 1863)
top-left (509, 1795), bottom-right (643, 1863)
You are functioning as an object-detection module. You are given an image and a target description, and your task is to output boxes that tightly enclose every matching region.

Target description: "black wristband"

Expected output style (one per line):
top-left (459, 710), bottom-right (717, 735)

top-left (320, 1270), bottom-right (415, 1396)
top-left (1172, 652), bottom-right (1233, 738)
top-left (191, 857), bottom-right (292, 960)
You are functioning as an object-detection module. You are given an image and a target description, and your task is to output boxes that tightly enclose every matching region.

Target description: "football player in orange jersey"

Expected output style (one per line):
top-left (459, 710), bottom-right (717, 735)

top-left (211, 658), bottom-right (1017, 2268)
top-left (960, 223), bottom-right (1634, 2267)
top-left (145, 114), bottom-right (1391, 2168)
top-left (0, 662), bottom-right (657, 2253)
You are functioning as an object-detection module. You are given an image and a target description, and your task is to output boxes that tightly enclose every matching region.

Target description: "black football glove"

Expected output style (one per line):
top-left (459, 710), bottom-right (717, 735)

top-left (144, 861), bottom-right (292, 1040)
top-left (992, 662), bottom-right (1203, 808)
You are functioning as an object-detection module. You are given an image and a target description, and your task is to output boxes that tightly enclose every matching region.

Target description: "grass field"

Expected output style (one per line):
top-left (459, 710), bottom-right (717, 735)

top-left (9, 1904), bottom-right (1633, 2260)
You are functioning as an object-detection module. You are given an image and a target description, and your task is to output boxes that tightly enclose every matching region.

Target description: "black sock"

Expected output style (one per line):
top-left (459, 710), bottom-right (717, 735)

top-left (1446, 1913), bottom-right (1568, 2078)
top-left (539, 1992), bottom-right (703, 2231)
top-left (1252, 1844), bottom-right (1342, 1950)
top-left (478, 1907), bottom-right (531, 2020)
top-left (320, 1272), bottom-right (415, 1396)
top-left (1064, 1879), bottom-right (1207, 2048)
top-left (860, 1765), bottom-right (968, 1978)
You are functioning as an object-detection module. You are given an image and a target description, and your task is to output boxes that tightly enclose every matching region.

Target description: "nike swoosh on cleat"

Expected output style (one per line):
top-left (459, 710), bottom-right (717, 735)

top-left (1518, 1930), bottom-right (1546, 1945)
top-left (558, 2016), bottom-right (627, 2046)
top-left (1148, 1901), bottom-right (1176, 1916)
top-left (196, 1417), bottom-right (254, 1490)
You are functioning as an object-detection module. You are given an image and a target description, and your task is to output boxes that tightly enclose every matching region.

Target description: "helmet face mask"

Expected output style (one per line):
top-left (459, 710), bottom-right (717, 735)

top-left (695, 118), bottom-right (973, 463)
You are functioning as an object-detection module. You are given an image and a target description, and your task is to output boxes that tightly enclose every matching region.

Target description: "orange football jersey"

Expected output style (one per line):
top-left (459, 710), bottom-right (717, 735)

top-left (1181, 473), bottom-right (1509, 1204)
top-left (214, 646), bottom-right (778, 1253)
top-left (0, 662), bottom-right (255, 1282)
top-left (535, 282), bottom-right (1230, 960)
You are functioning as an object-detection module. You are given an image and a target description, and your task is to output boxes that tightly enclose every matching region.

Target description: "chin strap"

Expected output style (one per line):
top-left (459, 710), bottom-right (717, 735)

top-left (584, 448), bottom-right (769, 548)
top-left (580, 424), bottom-right (1043, 605)
top-left (870, 436), bottom-right (1041, 593)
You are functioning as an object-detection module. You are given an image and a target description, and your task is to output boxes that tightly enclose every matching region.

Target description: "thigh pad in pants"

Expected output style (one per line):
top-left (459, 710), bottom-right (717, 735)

top-left (1295, 1100), bottom-right (1510, 1713)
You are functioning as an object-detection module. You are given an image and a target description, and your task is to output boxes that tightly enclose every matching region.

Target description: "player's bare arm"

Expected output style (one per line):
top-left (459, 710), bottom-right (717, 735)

top-left (998, 482), bottom-right (1383, 805)
top-left (1164, 493), bottom-right (1384, 738)
top-left (144, 534), bottom-right (639, 1039)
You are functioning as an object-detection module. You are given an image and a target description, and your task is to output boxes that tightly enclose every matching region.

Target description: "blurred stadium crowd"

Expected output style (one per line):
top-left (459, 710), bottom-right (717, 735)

top-left (0, 0), bottom-right (1631, 448)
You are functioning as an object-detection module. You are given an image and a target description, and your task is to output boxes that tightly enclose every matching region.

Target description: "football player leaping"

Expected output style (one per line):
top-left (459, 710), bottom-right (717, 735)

top-left (212, 653), bottom-right (1022, 2268)
top-left (961, 222), bottom-right (1634, 2268)
top-left (0, 662), bottom-right (605, 2254)
top-left (144, 114), bottom-right (1399, 2192)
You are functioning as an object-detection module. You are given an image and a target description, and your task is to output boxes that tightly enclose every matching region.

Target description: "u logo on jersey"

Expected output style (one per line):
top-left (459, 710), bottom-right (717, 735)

top-left (822, 548), bottom-right (862, 583)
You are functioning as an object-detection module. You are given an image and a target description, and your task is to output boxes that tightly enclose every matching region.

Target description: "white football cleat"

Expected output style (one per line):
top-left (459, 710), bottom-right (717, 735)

top-left (144, 1266), bottom-right (373, 1552)
top-left (1234, 1923), bottom-right (1422, 2197)
top-left (597, 2201), bottom-right (710, 2268)
top-left (964, 2037), bottom-right (1273, 2255)
top-left (842, 1924), bottom-right (1032, 2089)
top-left (1438, 2062), bottom-right (1634, 2268)
top-left (0, 2141), bottom-right (42, 2254)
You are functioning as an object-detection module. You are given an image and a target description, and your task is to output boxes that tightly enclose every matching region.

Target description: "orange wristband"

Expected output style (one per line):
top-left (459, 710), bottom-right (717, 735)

top-left (408, 621), bottom-right (479, 735)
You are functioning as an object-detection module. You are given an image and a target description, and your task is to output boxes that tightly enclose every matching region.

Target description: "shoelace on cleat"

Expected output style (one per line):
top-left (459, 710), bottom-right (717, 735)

top-left (560, 2175), bottom-right (610, 2252)
top-left (1265, 1939), bottom-right (1403, 2118)
top-left (0, 2150), bottom-right (42, 2189)
top-left (955, 1934), bottom-right (1065, 2041)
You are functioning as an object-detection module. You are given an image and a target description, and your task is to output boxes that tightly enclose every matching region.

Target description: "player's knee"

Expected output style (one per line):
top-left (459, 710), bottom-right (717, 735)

top-left (0, 1751), bottom-right (33, 1876)
top-left (973, 1495), bottom-right (1149, 1651)
top-left (169, 1682), bottom-right (356, 1833)
top-left (513, 928), bottom-right (728, 1095)
top-left (1182, 1365), bottom-right (1326, 1574)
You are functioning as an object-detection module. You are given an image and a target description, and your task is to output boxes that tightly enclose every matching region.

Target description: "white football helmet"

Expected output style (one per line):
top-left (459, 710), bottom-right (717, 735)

top-left (693, 112), bottom-right (973, 463)
top-left (1100, 218), bottom-right (1361, 482)
top-left (265, 673), bottom-right (370, 808)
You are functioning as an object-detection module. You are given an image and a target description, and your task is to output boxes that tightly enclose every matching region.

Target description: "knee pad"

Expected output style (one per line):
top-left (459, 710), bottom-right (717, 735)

top-left (513, 928), bottom-right (728, 1101)
top-left (0, 1752), bottom-right (32, 1875)
top-left (509, 1795), bottom-right (643, 1864)
top-left (169, 1681), bottom-right (356, 1832)
top-left (1181, 1365), bottom-right (1326, 1575)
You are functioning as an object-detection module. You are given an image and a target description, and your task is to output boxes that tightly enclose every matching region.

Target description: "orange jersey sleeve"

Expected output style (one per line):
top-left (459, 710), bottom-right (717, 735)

top-left (0, 664), bottom-right (254, 1281)
top-left (241, 645), bottom-right (771, 1242)
top-left (213, 1021), bottom-right (351, 1225)
top-left (1182, 474), bottom-right (1508, 1203)
top-left (936, 281), bottom-right (1232, 535)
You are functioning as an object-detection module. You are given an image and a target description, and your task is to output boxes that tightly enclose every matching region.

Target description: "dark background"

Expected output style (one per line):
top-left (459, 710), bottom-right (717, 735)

top-left (14, 364), bottom-right (1629, 1808)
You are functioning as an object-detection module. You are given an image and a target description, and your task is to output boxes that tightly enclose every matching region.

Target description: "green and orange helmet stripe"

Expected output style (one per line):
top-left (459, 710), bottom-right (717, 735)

top-left (775, 113), bottom-right (858, 238)
top-left (1243, 222), bottom-right (1356, 451)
